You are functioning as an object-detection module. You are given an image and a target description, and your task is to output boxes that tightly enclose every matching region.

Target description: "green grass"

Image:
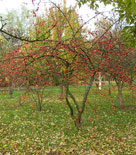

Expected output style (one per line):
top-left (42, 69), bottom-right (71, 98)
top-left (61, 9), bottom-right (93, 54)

top-left (0, 86), bottom-right (136, 154)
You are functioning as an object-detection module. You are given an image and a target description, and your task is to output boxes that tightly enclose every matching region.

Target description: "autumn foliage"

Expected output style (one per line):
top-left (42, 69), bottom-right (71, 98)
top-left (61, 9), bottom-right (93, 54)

top-left (0, 2), bottom-right (136, 128)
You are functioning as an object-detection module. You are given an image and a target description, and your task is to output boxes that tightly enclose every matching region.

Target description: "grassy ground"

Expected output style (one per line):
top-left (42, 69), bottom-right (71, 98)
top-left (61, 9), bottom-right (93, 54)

top-left (0, 86), bottom-right (136, 154)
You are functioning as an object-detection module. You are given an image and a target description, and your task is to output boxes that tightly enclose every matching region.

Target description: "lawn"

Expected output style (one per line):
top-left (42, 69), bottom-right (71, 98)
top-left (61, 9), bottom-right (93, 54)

top-left (0, 86), bottom-right (136, 154)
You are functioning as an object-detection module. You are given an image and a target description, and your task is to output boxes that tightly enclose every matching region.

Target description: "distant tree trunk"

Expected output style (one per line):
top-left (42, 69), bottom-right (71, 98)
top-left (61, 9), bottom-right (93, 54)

top-left (59, 83), bottom-right (64, 99)
top-left (98, 72), bottom-right (102, 90)
top-left (129, 81), bottom-right (134, 102)
top-left (18, 87), bottom-right (21, 106)
top-left (37, 90), bottom-right (42, 111)
top-left (130, 86), bottom-right (134, 101)
top-left (108, 76), bottom-right (111, 96)
top-left (37, 100), bottom-right (42, 111)
top-left (117, 81), bottom-right (123, 107)
top-left (8, 86), bottom-right (13, 98)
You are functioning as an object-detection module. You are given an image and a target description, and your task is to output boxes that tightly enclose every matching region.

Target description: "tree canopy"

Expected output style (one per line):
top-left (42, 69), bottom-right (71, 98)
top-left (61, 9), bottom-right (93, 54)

top-left (77, 0), bottom-right (136, 24)
top-left (77, 0), bottom-right (136, 46)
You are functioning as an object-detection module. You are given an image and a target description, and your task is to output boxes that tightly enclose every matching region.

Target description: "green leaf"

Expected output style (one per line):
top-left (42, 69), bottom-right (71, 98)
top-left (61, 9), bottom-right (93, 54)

top-left (5, 78), bottom-right (9, 82)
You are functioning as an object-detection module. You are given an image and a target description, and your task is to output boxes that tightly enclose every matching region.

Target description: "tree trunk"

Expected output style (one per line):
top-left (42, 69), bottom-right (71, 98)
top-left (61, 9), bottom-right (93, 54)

top-left (65, 73), bottom-right (95, 129)
top-left (18, 87), bottom-right (21, 106)
top-left (65, 83), bottom-right (81, 129)
top-left (38, 102), bottom-right (42, 111)
top-left (74, 113), bottom-right (82, 128)
top-left (98, 72), bottom-right (102, 90)
top-left (117, 82), bottom-right (123, 107)
top-left (59, 83), bottom-right (64, 99)
top-left (37, 93), bottom-right (42, 111)
top-left (8, 86), bottom-right (13, 98)
top-left (108, 77), bottom-right (111, 96)
top-left (129, 82), bottom-right (134, 102)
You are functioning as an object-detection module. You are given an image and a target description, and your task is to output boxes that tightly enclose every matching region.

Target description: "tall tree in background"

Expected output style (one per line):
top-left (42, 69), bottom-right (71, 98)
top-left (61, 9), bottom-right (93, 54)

top-left (31, 0), bottom-right (85, 99)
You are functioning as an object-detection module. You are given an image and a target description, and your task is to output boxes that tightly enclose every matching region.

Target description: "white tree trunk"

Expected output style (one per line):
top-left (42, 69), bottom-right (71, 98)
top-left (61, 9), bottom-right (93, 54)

top-left (99, 72), bottom-right (102, 90)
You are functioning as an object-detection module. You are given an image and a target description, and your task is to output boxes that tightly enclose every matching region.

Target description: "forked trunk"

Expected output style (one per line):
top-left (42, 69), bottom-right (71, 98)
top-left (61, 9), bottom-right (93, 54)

top-left (74, 113), bottom-right (82, 128)
top-left (65, 73), bottom-right (95, 130)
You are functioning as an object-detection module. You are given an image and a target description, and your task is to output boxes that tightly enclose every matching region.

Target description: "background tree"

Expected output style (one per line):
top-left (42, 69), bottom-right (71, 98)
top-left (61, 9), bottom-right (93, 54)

top-left (93, 17), bottom-right (136, 106)
top-left (77, 0), bottom-right (136, 25)
top-left (30, 0), bottom-right (85, 99)
top-left (77, 0), bottom-right (136, 47)
top-left (0, 6), bottom-right (34, 97)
